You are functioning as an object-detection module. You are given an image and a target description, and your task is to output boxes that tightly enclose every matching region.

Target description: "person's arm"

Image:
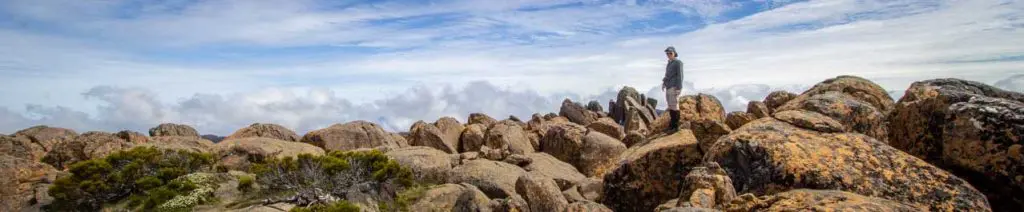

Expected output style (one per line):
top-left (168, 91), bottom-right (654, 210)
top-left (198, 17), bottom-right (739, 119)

top-left (662, 61), bottom-right (674, 88)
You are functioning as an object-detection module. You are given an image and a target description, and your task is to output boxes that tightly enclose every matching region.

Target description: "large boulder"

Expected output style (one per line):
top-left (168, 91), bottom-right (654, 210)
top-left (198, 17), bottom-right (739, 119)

top-left (42, 131), bottom-right (139, 170)
top-left (213, 137), bottom-right (325, 171)
top-left (459, 124), bottom-right (487, 152)
top-left (689, 119), bottom-right (731, 153)
top-left (485, 123), bottom-right (534, 155)
top-left (300, 121), bottom-right (407, 151)
top-left (602, 131), bottom-right (703, 212)
top-left (409, 183), bottom-right (491, 211)
top-left (612, 86), bottom-right (644, 123)
top-left (578, 132), bottom-right (626, 178)
top-left (585, 101), bottom-right (604, 113)
top-left (775, 76), bottom-right (893, 142)
top-left (449, 160), bottom-right (528, 199)
top-left (516, 173), bottom-right (569, 212)
top-left (673, 163), bottom-right (736, 208)
top-left (564, 201), bottom-right (613, 212)
top-left (523, 152), bottom-right (587, 189)
top-left (0, 155), bottom-right (59, 212)
top-left (139, 136), bottom-right (216, 153)
top-left (385, 146), bottom-right (456, 184)
top-left (560, 99), bottom-right (600, 126)
top-left (13, 126), bottom-right (78, 156)
top-left (586, 118), bottom-right (624, 140)
top-left (723, 189), bottom-right (919, 211)
top-left (704, 118), bottom-right (991, 211)
top-left (677, 94), bottom-right (726, 123)
top-left (1, 126), bottom-right (77, 161)
top-left (772, 110), bottom-right (844, 133)
top-left (746, 101), bottom-right (770, 118)
top-left (0, 136), bottom-right (38, 160)
top-left (409, 117), bottom-right (465, 153)
top-left (468, 113), bottom-right (498, 126)
top-left (764, 90), bottom-right (797, 113)
top-left (775, 91), bottom-right (889, 142)
top-left (225, 123), bottom-right (300, 142)
top-left (793, 75), bottom-right (895, 112)
top-left (149, 123), bottom-right (200, 137)
top-left (888, 78), bottom-right (1024, 211)
top-left (724, 112), bottom-right (756, 130)
top-left (542, 123), bottom-right (626, 178)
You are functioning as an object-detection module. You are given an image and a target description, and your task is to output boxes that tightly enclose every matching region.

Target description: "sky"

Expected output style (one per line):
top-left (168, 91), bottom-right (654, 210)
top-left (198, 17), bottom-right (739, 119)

top-left (0, 0), bottom-right (1022, 135)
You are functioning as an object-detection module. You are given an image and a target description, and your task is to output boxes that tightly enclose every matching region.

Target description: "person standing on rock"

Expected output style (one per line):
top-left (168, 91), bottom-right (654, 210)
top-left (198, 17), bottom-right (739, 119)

top-left (662, 46), bottom-right (683, 133)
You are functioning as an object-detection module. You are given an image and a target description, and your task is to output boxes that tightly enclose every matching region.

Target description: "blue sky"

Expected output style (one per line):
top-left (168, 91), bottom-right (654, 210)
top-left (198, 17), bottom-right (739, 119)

top-left (0, 0), bottom-right (1022, 135)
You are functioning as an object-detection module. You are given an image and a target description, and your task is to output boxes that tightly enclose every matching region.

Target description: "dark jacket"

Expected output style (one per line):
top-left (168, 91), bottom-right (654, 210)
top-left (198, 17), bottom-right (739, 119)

top-left (663, 59), bottom-right (683, 89)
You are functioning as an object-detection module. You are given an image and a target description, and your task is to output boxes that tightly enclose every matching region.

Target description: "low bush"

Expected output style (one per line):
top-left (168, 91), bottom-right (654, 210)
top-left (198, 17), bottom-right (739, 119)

top-left (237, 175), bottom-right (255, 193)
top-left (45, 147), bottom-right (214, 211)
top-left (251, 150), bottom-right (418, 211)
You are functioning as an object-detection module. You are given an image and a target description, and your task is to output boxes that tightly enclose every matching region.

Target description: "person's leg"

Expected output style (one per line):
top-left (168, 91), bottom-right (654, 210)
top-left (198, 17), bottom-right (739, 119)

top-left (666, 88), bottom-right (681, 132)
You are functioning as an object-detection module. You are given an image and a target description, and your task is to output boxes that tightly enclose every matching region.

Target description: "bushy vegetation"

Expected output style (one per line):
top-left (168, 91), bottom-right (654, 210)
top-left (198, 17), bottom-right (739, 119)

top-left (289, 200), bottom-right (361, 212)
top-left (237, 175), bottom-right (255, 193)
top-left (251, 150), bottom-right (418, 211)
top-left (45, 147), bottom-right (215, 211)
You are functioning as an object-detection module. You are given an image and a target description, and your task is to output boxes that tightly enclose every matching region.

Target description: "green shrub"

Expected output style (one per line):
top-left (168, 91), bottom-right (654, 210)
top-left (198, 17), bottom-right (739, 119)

top-left (44, 147), bottom-right (215, 211)
top-left (251, 150), bottom-right (417, 211)
top-left (237, 175), bottom-right (255, 192)
top-left (289, 200), bottom-right (361, 212)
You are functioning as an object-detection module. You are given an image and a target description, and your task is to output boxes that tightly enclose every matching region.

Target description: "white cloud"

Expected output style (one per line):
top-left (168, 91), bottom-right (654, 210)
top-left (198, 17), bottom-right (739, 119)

top-left (0, 0), bottom-right (1021, 136)
top-left (995, 74), bottom-right (1024, 93)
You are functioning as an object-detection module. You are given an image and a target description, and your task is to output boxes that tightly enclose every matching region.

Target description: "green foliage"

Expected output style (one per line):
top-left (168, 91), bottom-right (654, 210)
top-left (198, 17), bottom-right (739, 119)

top-left (237, 175), bottom-right (255, 193)
top-left (289, 201), bottom-right (361, 212)
top-left (251, 150), bottom-right (418, 211)
top-left (382, 184), bottom-right (430, 212)
top-left (44, 147), bottom-right (215, 211)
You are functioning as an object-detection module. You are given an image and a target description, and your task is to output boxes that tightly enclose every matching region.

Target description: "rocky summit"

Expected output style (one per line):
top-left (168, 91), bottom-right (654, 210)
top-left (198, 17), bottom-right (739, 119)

top-left (1, 75), bottom-right (1021, 212)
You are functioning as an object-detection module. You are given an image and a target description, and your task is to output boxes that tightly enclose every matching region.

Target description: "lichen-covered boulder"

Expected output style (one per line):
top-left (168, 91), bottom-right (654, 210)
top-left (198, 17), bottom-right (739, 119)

top-left (722, 189), bottom-right (919, 211)
top-left (561, 99), bottom-right (600, 126)
top-left (689, 119), bottom-right (731, 153)
top-left (724, 112), bottom-right (756, 130)
top-left (409, 117), bottom-right (465, 153)
top-left (775, 91), bottom-right (888, 141)
top-left (485, 123), bottom-right (534, 155)
top-left (587, 117), bottom-right (624, 140)
top-left (764, 90), bottom-right (797, 113)
top-left (139, 136), bottom-right (216, 153)
top-left (677, 94), bottom-right (726, 123)
top-left (8, 126), bottom-right (78, 160)
top-left (409, 183), bottom-right (491, 211)
top-left (746, 101), bottom-right (770, 118)
top-left (460, 124), bottom-right (487, 153)
top-left (789, 75), bottom-right (895, 113)
top-left (516, 173), bottom-right (569, 212)
top-left (224, 123), bottom-right (300, 142)
top-left (674, 163), bottom-right (736, 208)
top-left (772, 110), bottom-right (845, 133)
top-left (704, 118), bottom-right (991, 211)
top-left (449, 160), bottom-right (528, 199)
top-left (0, 155), bottom-right (59, 212)
top-left (602, 131), bottom-right (703, 212)
top-left (468, 113), bottom-right (498, 126)
top-left (564, 201), bottom-right (613, 212)
top-left (300, 121), bottom-right (407, 151)
top-left (542, 123), bottom-right (625, 178)
top-left (42, 131), bottom-right (138, 169)
top-left (385, 146), bottom-right (456, 184)
top-left (523, 152), bottom-right (587, 189)
top-left (888, 78), bottom-right (1024, 211)
top-left (213, 137), bottom-right (325, 171)
top-left (149, 123), bottom-right (200, 137)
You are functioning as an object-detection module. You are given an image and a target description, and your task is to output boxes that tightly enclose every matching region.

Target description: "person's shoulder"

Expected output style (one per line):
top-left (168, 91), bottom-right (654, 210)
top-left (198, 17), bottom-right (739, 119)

top-left (671, 59), bottom-right (682, 64)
